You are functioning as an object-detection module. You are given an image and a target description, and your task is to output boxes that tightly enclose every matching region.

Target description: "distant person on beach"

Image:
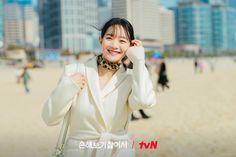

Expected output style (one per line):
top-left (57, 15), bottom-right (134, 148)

top-left (198, 60), bottom-right (204, 73)
top-left (42, 18), bottom-right (156, 157)
top-left (157, 57), bottom-right (169, 91)
top-left (21, 67), bottom-right (31, 93)
top-left (194, 58), bottom-right (198, 73)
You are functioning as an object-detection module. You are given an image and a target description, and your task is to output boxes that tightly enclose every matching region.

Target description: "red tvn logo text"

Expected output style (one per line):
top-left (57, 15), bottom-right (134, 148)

top-left (138, 140), bottom-right (158, 149)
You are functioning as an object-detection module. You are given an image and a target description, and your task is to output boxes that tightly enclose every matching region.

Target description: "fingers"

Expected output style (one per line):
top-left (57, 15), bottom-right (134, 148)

top-left (78, 75), bottom-right (86, 89)
top-left (70, 73), bottom-right (87, 89)
top-left (131, 40), bottom-right (142, 47)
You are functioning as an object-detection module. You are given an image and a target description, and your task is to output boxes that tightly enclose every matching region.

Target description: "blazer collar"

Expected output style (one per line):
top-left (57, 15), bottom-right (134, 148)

top-left (85, 56), bottom-right (128, 128)
top-left (101, 65), bottom-right (127, 97)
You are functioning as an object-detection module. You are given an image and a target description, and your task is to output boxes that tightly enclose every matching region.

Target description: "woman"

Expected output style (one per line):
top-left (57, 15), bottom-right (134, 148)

top-left (21, 67), bottom-right (31, 93)
top-left (42, 18), bottom-right (156, 157)
top-left (157, 57), bottom-right (169, 91)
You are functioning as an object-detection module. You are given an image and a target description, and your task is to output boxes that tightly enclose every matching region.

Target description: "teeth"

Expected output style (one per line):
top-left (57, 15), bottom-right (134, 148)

top-left (108, 50), bottom-right (119, 54)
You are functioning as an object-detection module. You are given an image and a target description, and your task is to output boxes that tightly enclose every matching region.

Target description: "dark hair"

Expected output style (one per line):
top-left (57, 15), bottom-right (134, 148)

top-left (100, 18), bottom-right (134, 69)
top-left (101, 18), bottom-right (135, 42)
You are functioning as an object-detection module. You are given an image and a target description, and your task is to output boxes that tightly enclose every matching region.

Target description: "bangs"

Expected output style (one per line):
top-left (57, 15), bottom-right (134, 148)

top-left (106, 25), bottom-right (131, 41)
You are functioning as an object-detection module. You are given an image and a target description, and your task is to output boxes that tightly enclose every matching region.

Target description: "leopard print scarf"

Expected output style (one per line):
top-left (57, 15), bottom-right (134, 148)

top-left (97, 54), bottom-right (120, 70)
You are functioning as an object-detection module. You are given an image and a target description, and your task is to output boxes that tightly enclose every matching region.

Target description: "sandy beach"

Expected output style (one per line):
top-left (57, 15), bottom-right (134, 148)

top-left (0, 57), bottom-right (236, 157)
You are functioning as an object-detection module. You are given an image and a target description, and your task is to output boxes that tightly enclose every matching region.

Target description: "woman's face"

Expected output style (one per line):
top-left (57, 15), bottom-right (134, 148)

top-left (99, 25), bottom-right (131, 63)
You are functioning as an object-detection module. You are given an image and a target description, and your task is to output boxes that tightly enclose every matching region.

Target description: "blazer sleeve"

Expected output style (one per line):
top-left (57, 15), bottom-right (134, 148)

top-left (127, 49), bottom-right (156, 111)
top-left (41, 64), bottom-right (81, 126)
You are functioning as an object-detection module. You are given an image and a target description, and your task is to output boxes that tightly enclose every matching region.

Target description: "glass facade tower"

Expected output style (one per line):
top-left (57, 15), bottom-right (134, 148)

top-left (5, 0), bottom-right (33, 5)
top-left (176, 0), bottom-right (236, 52)
top-left (39, 0), bottom-right (99, 52)
top-left (176, 3), bottom-right (213, 51)
top-left (222, 0), bottom-right (236, 8)
top-left (212, 5), bottom-right (236, 51)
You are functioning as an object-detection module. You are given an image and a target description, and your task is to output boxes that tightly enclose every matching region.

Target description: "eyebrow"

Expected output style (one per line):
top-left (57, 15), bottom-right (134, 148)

top-left (105, 33), bottom-right (128, 39)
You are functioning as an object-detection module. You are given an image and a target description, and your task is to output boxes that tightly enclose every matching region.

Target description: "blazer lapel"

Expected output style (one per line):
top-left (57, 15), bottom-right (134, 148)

top-left (85, 57), bottom-right (107, 128)
top-left (101, 66), bottom-right (128, 98)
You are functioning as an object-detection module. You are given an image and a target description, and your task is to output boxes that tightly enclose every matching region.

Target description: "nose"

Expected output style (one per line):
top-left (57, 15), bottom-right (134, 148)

top-left (110, 40), bottom-right (119, 48)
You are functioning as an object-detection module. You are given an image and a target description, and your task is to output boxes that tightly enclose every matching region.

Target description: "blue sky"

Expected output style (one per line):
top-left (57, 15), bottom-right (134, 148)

top-left (161, 0), bottom-right (178, 8)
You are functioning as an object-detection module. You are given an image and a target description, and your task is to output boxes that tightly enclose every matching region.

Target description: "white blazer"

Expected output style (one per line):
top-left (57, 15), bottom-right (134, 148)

top-left (42, 55), bottom-right (156, 157)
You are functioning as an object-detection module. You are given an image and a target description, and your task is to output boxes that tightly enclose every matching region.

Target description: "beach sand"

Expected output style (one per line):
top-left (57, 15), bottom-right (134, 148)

top-left (0, 57), bottom-right (235, 157)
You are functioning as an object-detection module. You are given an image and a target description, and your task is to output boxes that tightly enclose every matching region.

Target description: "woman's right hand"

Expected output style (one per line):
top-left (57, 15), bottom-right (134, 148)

top-left (70, 73), bottom-right (86, 90)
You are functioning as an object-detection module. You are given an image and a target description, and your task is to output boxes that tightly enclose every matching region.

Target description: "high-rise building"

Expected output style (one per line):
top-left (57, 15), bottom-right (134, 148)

top-left (4, 0), bottom-right (39, 47)
top-left (112, 0), bottom-right (161, 41)
top-left (176, 0), bottom-right (236, 52)
top-left (5, 0), bottom-right (32, 4)
top-left (39, 0), bottom-right (99, 52)
top-left (0, 0), bottom-right (4, 47)
top-left (159, 6), bottom-right (175, 45)
top-left (97, 0), bottom-right (112, 28)
top-left (112, 0), bottom-right (163, 51)
top-left (4, 3), bottom-right (24, 46)
top-left (112, 0), bottom-right (131, 20)
top-left (179, 0), bottom-right (224, 4)
top-left (212, 5), bottom-right (236, 51)
top-left (210, 0), bottom-right (225, 5)
top-left (222, 0), bottom-right (236, 8)
top-left (176, 2), bottom-right (213, 51)
top-left (201, 0), bottom-right (210, 3)
top-left (98, 0), bottom-right (108, 7)
top-left (23, 4), bottom-right (39, 47)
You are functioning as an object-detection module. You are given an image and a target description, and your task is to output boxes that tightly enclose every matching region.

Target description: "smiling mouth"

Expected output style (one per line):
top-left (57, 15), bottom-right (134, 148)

top-left (107, 49), bottom-right (121, 54)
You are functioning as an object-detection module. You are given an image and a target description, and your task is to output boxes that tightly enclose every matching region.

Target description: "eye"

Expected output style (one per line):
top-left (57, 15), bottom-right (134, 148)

top-left (105, 36), bottom-right (112, 40)
top-left (120, 40), bottom-right (127, 43)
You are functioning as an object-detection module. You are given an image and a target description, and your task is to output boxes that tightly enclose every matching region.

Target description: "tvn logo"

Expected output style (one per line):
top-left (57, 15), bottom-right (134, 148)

top-left (134, 140), bottom-right (158, 149)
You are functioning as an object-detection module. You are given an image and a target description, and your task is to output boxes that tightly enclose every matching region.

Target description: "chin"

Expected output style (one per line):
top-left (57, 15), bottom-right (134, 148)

top-left (107, 57), bottom-right (120, 63)
top-left (104, 54), bottom-right (123, 63)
